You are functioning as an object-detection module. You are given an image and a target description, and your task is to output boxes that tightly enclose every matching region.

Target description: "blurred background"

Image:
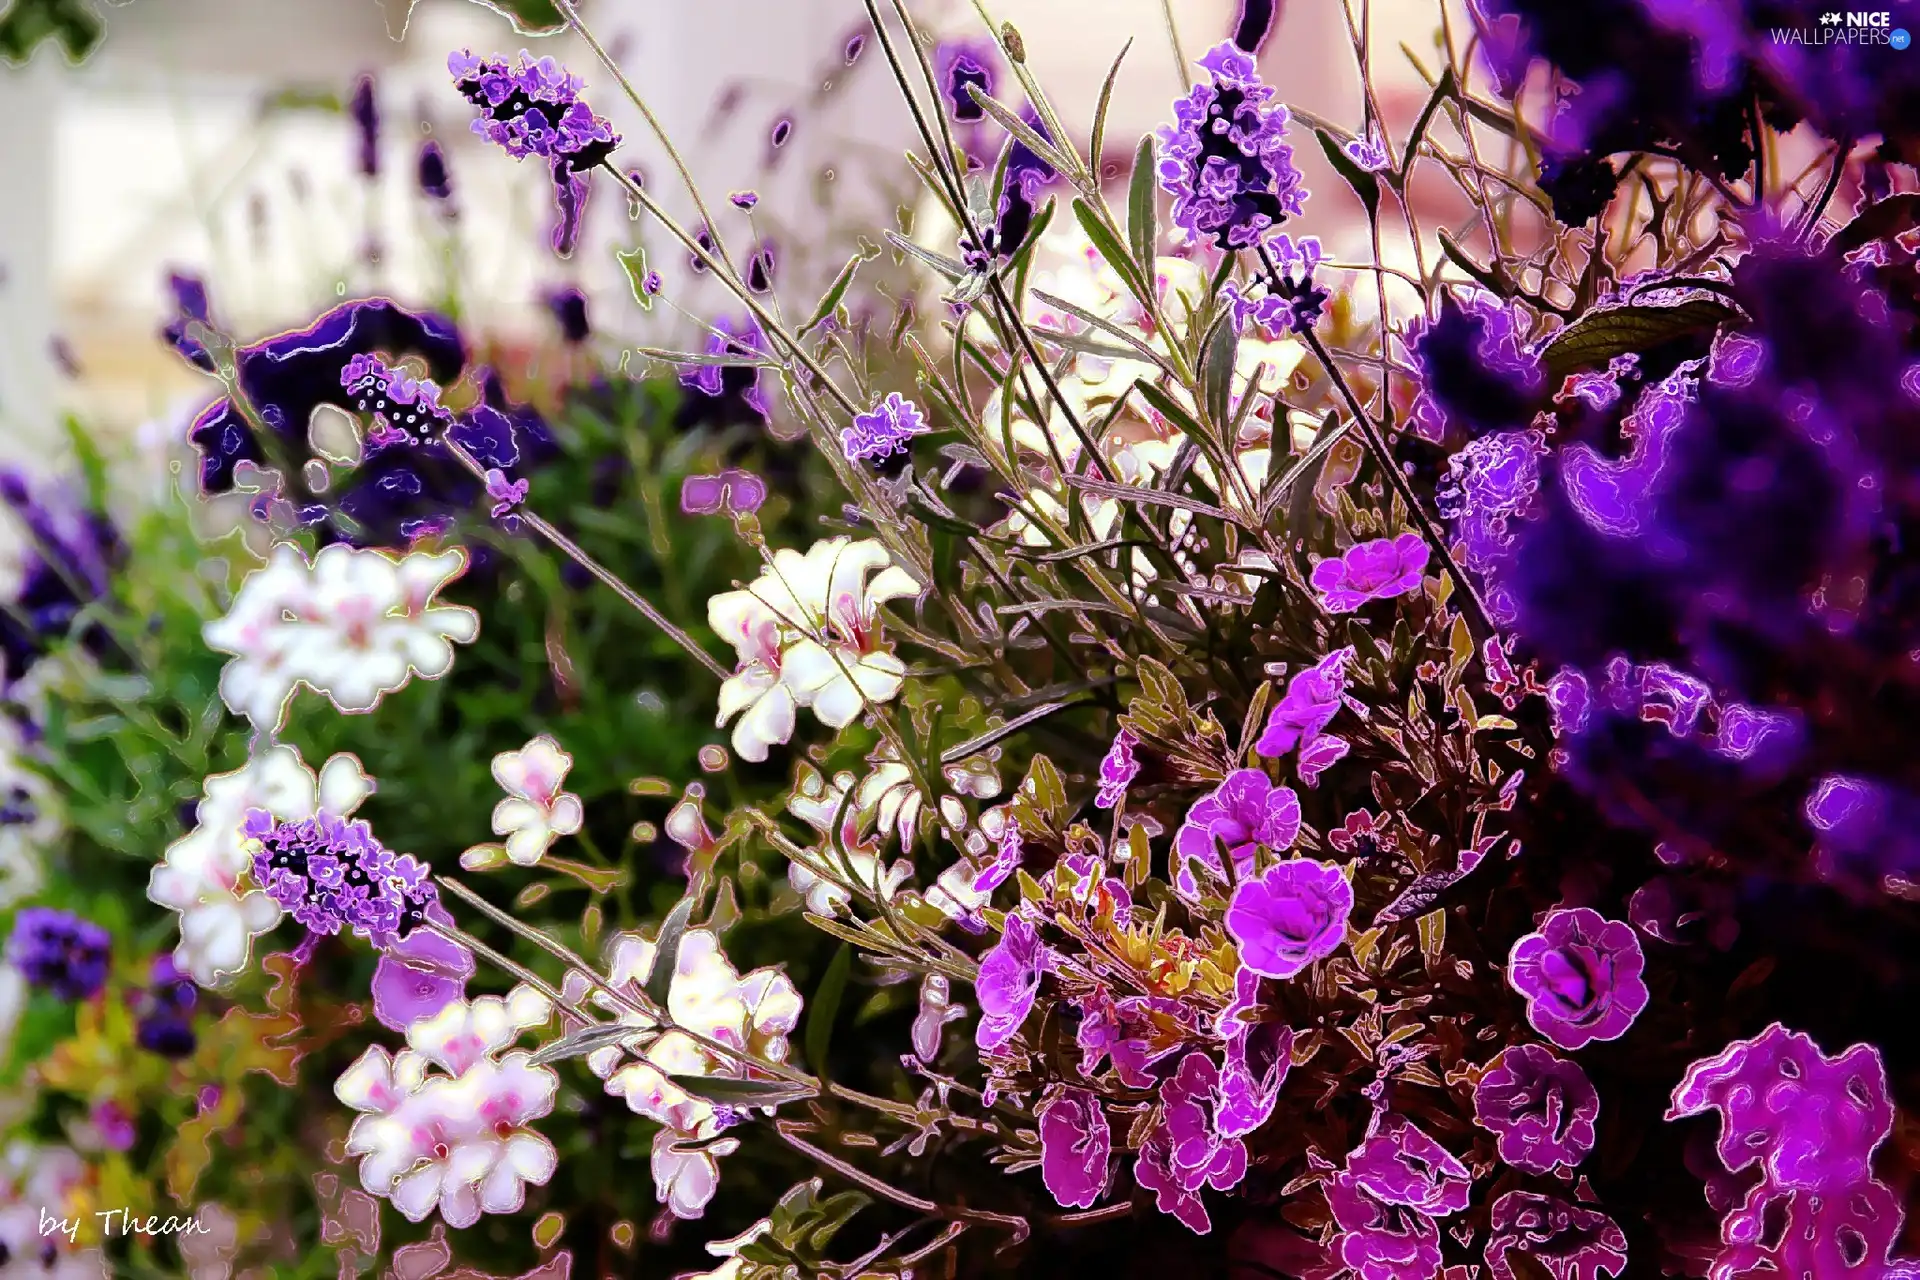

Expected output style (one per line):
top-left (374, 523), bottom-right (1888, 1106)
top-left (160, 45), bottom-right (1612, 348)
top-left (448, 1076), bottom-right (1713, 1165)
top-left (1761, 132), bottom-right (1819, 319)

top-left (0, 0), bottom-right (1441, 463)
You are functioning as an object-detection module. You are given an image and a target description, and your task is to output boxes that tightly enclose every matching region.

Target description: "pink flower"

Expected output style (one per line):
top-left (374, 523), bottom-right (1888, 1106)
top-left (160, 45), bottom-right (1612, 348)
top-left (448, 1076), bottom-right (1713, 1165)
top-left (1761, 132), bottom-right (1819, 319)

top-left (1038, 1088), bottom-right (1111, 1209)
top-left (1310, 533), bottom-right (1429, 611)
top-left (1225, 857), bottom-right (1353, 979)
top-left (1172, 768), bottom-right (1301, 899)
top-left (1506, 908), bottom-right (1648, 1050)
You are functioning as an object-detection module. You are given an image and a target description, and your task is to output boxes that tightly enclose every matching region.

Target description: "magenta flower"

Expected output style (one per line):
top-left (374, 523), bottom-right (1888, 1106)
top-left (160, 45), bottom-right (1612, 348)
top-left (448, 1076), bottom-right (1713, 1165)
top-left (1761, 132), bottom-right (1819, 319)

top-left (974, 912), bottom-right (1049, 1051)
top-left (1135, 1122), bottom-right (1213, 1234)
top-left (1665, 1023), bottom-right (1892, 1194)
top-left (1038, 1088), bottom-right (1111, 1210)
top-left (1093, 728), bottom-right (1141, 809)
top-left (1296, 733), bottom-right (1349, 787)
top-left (1506, 907), bottom-right (1648, 1050)
top-left (1310, 533), bottom-right (1429, 612)
top-left (971, 823), bottom-right (1023, 895)
top-left (1344, 1114), bottom-right (1472, 1217)
top-left (1326, 1171), bottom-right (1443, 1280)
top-left (679, 469), bottom-right (767, 517)
top-left (1134, 1051), bottom-right (1248, 1233)
top-left (1254, 647), bottom-right (1353, 759)
top-left (1485, 1191), bottom-right (1628, 1280)
top-left (1172, 769), bottom-right (1301, 898)
top-left (841, 391), bottom-right (929, 464)
top-left (1217, 1018), bottom-right (1292, 1139)
top-left (371, 922), bottom-right (474, 1033)
top-left (1712, 1178), bottom-right (1907, 1280)
top-left (1226, 857), bottom-right (1353, 979)
top-left (1474, 1044), bottom-right (1599, 1174)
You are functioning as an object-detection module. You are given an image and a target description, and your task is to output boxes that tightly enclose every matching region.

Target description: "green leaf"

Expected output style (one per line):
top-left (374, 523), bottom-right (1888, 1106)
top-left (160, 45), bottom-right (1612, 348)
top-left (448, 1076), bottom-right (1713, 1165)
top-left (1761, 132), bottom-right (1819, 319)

top-left (664, 1074), bottom-right (818, 1107)
top-left (1201, 311), bottom-right (1238, 431)
top-left (883, 231), bottom-right (969, 282)
top-left (457, 0), bottom-right (566, 35)
top-left (528, 1020), bottom-right (652, 1067)
top-left (645, 894), bottom-right (697, 1009)
top-left (1275, 411), bottom-right (1343, 538)
top-left (1315, 129), bottom-right (1380, 219)
top-left (1539, 298), bottom-right (1737, 383)
top-left (964, 85), bottom-right (1079, 181)
top-left (0, 0), bottom-right (105, 65)
top-left (1127, 135), bottom-right (1159, 278)
top-left (799, 245), bottom-right (877, 337)
top-left (1395, 66), bottom-right (1456, 187)
top-left (616, 246), bottom-right (654, 312)
top-left (1132, 379), bottom-right (1205, 438)
top-left (803, 944), bottom-right (853, 1078)
top-left (1089, 39), bottom-right (1133, 180)
top-left (1074, 197), bottom-right (1153, 307)
top-left (807, 1190), bottom-right (871, 1252)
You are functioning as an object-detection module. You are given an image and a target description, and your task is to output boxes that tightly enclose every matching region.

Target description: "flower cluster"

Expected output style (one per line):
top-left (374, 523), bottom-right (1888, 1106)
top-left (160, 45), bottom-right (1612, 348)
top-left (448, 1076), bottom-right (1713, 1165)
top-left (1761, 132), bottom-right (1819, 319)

top-left (0, 468), bottom-right (122, 686)
top-left (130, 954), bottom-right (198, 1058)
top-left (706, 538), bottom-right (920, 762)
top-left (1155, 42), bottom-right (1306, 248)
top-left (6, 906), bottom-right (109, 1001)
top-left (203, 542), bottom-right (478, 732)
top-left (337, 985), bottom-right (558, 1228)
top-left (561, 928), bottom-right (801, 1219)
top-left (246, 805), bottom-right (438, 942)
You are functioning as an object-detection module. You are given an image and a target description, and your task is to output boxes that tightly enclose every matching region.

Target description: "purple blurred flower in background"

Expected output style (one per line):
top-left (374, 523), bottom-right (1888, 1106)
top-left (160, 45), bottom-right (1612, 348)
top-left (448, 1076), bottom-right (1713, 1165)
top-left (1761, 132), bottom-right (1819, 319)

top-left (133, 954), bottom-right (199, 1058)
top-left (680, 314), bottom-right (769, 422)
top-left (349, 74), bottom-right (379, 178)
top-left (1484, 1190), bottom-right (1628, 1280)
top-left (974, 912), bottom-right (1048, 1051)
top-left (1507, 907), bottom-right (1647, 1050)
top-left (1310, 533), bottom-right (1430, 612)
top-left (935, 39), bottom-right (996, 124)
top-left (842, 392), bottom-right (928, 464)
top-left (1627, 874), bottom-right (1738, 950)
top-left (1155, 42), bottom-right (1306, 249)
top-left (160, 270), bottom-right (217, 372)
top-left (1407, 289), bottom-right (1547, 443)
top-left (8, 906), bottom-right (110, 1001)
top-left (542, 286), bottom-right (590, 344)
top-left (1473, 1043), bottom-right (1599, 1174)
top-left (679, 470), bottom-right (766, 517)
top-left (417, 140), bottom-right (454, 203)
top-left (0, 468), bottom-right (122, 685)
top-left (1172, 769), bottom-right (1300, 898)
top-left (1037, 1087), bottom-right (1110, 1209)
top-left (1225, 857), bottom-right (1352, 979)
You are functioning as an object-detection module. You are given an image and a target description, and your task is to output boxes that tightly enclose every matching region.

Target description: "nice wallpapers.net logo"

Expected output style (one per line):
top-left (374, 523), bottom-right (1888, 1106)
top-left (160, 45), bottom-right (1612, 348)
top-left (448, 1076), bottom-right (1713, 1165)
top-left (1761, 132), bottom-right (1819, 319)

top-left (1773, 10), bottom-right (1912, 47)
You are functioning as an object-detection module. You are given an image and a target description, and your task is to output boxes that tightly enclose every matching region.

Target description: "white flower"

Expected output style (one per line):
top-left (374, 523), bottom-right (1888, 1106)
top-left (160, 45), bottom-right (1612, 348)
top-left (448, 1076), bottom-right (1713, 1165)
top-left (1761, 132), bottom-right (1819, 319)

top-left (926, 858), bottom-right (990, 922)
top-left (148, 747), bottom-right (373, 987)
top-left (785, 766), bottom-right (912, 916)
top-left (336, 1044), bottom-right (433, 1195)
top-left (651, 1119), bottom-right (739, 1221)
top-left (707, 538), bottom-right (921, 759)
top-left (489, 735), bottom-right (584, 866)
top-left (406, 985), bottom-right (554, 1076)
top-left (204, 543), bottom-right (478, 732)
top-left (911, 974), bottom-right (966, 1061)
top-left (681, 1218), bottom-right (773, 1280)
top-left (177, 1203), bottom-right (239, 1280)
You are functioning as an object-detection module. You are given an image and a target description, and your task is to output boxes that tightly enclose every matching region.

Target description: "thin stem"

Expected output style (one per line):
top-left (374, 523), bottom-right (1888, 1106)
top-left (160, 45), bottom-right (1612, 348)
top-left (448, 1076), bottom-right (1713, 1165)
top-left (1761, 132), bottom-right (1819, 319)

top-left (777, 1123), bottom-right (1031, 1237)
top-left (1160, 0), bottom-right (1191, 90)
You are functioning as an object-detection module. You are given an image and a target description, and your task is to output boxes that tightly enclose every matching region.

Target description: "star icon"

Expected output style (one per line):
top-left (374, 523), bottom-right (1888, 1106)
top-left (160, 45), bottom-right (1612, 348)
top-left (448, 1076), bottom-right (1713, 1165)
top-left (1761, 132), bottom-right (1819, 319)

top-left (1821, 11), bottom-right (1842, 22)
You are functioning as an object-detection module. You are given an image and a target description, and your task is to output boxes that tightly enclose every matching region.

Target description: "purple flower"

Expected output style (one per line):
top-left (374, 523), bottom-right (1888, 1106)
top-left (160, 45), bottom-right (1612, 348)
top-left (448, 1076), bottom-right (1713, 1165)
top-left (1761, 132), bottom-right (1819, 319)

top-left (349, 75), bottom-right (380, 178)
top-left (7, 907), bottom-right (110, 1001)
top-left (1173, 769), bottom-right (1300, 899)
top-left (1474, 1044), bottom-right (1599, 1174)
top-left (1408, 289), bottom-right (1547, 442)
top-left (1484, 1191), bottom-right (1628, 1280)
top-left (974, 912), bottom-right (1048, 1051)
top-left (1227, 233), bottom-right (1330, 336)
top-left (1803, 775), bottom-right (1920, 884)
top-left (972, 823), bottom-right (1023, 896)
top-left (1665, 1023), bottom-right (1892, 1195)
top-left (1093, 728), bottom-right (1140, 809)
top-left (341, 353), bottom-right (454, 449)
top-left (371, 917), bottom-right (473, 1032)
top-left (934, 40), bottom-right (996, 123)
top-left (483, 469), bottom-right (529, 532)
top-left (1712, 1177), bottom-right (1907, 1280)
top-left (1217, 1017), bottom-right (1291, 1138)
top-left (1038, 1088), bottom-right (1111, 1209)
top-left (680, 314), bottom-right (769, 421)
top-left (679, 469), bottom-right (766, 517)
top-left (542, 286), bottom-right (590, 344)
top-left (1296, 733), bottom-right (1349, 787)
top-left (1155, 42), bottom-right (1306, 248)
top-left (1225, 857), bottom-right (1352, 979)
top-left (1506, 907), bottom-right (1648, 1050)
top-left (1344, 1115), bottom-right (1472, 1217)
top-left (729, 189), bottom-right (759, 210)
top-left (1326, 1171), bottom-right (1443, 1280)
top-left (160, 269), bottom-right (216, 371)
top-left (1254, 647), bottom-right (1354, 759)
top-left (842, 392), bottom-right (929, 464)
top-left (1135, 1120), bottom-right (1214, 1234)
top-left (417, 140), bottom-right (453, 202)
top-left (1159, 1052), bottom-right (1249, 1196)
top-left (1343, 130), bottom-right (1390, 172)
top-left (248, 808), bottom-right (439, 945)
top-left (1310, 533), bottom-right (1430, 613)
top-left (0, 470), bottom-right (123, 684)
top-left (133, 954), bottom-right (199, 1057)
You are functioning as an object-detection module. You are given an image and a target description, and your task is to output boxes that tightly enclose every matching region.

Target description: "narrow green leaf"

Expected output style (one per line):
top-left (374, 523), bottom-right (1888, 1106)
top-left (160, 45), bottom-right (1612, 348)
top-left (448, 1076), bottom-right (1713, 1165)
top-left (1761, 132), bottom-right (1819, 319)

top-left (1029, 288), bottom-right (1174, 372)
top-left (803, 944), bottom-right (853, 1078)
top-left (1395, 66), bottom-right (1456, 187)
top-left (459, 0), bottom-right (566, 35)
top-left (1089, 39), bottom-right (1134, 180)
top-left (616, 246), bottom-right (653, 312)
top-left (1074, 197), bottom-right (1152, 306)
top-left (1201, 311), bottom-right (1238, 431)
top-left (1030, 324), bottom-right (1148, 362)
top-left (1132, 378), bottom-right (1205, 438)
top-left (883, 231), bottom-right (969, 282)
top-left (799, 246), bottom-right (876, 337)
top-left (1127, 134), bottom-right (1158, 277)
top-left (964, 85), bottom-right (1079, 181)
top-left (529, 1021), bottom-right (652, 1067)
top-left (1315, 129), bottom-right (1380, 219)
top-left (1274, 411), bottom-right (1344, 537)
top-left (664, 1074), bottom-right (818, 1107)
top-left (645, 895), bottom-right (697, 1009)
top-left (1539, 298), bottom-right (1737, 383)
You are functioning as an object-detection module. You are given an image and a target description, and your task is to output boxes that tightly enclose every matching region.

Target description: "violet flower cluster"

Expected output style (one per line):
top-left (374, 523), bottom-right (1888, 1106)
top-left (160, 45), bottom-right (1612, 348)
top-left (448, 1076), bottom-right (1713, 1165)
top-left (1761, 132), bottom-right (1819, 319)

top-left (0, 468), bottom-right (122, 686)
top-left (6, 905), bottom-right (110, 1001)
top-left (1154, 42), bottom-right (1306, 249)
top-left (245, 807), bottom-right (438, 944)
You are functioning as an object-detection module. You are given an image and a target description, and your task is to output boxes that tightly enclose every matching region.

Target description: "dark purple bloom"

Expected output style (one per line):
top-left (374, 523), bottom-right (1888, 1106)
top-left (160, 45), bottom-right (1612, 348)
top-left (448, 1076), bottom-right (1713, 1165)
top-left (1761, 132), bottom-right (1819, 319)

top-left (160, 270), bottom-right (217, 371)
top-left (729, 189), bottom-right (759, 210)
top-left (1295, 733), bottom-right (1349, 787)
top-left (1093, 728), bottom-right (1140, 810)
top-left (1408, 288), bottom-right (1547, 443)
top-left (483, 469), bottom-right (529, 533)
top-left (542, 286), bottom-right (590, 344)
top-left (417, 140), bottom-right (453, 202)
top-left (341, 352), bottom-right (454, 448)
top-left (7, 906), bottom-right (111, 1001)
top-left (842, 392), bottom-right (929, 464)
top-left (1225, 857), bottom-right (1352, 979)
top-left (1158, 1051), bottom-right (1249, 1197)
top-left (371, 918), bottom-right (473, 1032)
top-left (1711, 702), bottom-right (1799, 774)
top-left (0, 470), bottom-right (122, 685)
top-left (1344, 1114), bottom-right (1472, 1217)
top-left (1037, 1087), bottom-right (1110, 1209)
top-left (1342, 130), bottom-right (1390, 172)
top-left (679, 314), bottom-right (769, 422)
top-left (1228, 233), bottom-right (1328, 336)
top-left (1474, 1043), bottom-right (1599, 1174)
top-left (935, 40), bottom-right (996, 123)
top-left (247, 807), bottom-right (438, 944)
top-left (1155, 42), bottom-right (1306, 249)
top-left (1712, 1177), bottom-right (1908, 1280)
top-left (974, 912), bottom-right (1048, 1051)
top-left (133, 954), bottom-right (198, 1057)
top-left (1135, 1118), bottom-right (1214, 1234)
top-left (1326, 1170), bottom-right (1443, 1280)
top-left (1666, 1023), bottom-right (1892, 1195)
top-left (1254, 647), bottom-right (1353, 759)
top-left (1217, 1014), bottom-right (1290, 1138)
top-left (1172, 769), bottom-right (1301, 899)
top-left (1485, 1191), bottom-right (1628, 1280)
top-left (349, 74), bottom-right (379, 178)
top-left (1507, 907), bottom-right (1648, 1050)
top-left (1311, 533), bottom-right (1430, 612)
top-left (747, 242), bottom-right (776, 293)
top-left (1803, 775), bottom-right (1920, 884)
